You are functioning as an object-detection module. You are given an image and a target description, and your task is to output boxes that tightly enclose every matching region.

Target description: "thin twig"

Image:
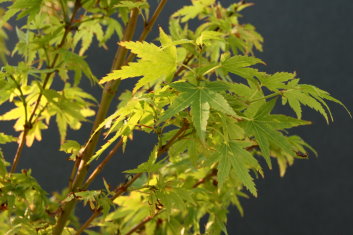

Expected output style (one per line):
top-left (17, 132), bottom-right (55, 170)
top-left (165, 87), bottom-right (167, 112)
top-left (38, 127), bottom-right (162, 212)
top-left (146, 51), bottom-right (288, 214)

top-left (10, 128), bottom-right (29, 173)
top-left (113, 122), bottom-right (189, 199)
top-left (173, 54), bottom-right (194, 79)
top-left (193, 168), bottom-right (218, 188)
top-left (124, 210), bottom-right (164, 235)
top-left (157, 123), bottom-right (190, 156)
top-left (82, 139), bottom-right (123, 189)
top-left (74, 209), bottom-right (102, 235)
top-left (112, 172), bottom-right (143, 200)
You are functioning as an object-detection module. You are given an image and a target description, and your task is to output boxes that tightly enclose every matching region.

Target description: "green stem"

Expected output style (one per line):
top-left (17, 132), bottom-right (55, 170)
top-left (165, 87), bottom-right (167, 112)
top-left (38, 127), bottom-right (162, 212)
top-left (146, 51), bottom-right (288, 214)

top-left (59, 0), bottom-right (68, 22)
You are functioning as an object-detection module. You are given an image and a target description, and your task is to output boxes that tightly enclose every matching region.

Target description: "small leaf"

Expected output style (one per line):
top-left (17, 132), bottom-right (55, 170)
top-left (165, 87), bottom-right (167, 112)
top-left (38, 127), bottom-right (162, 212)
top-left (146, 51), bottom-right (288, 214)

top-left (217, 145), bottom-right (231, 187)
top-left (0, 132), bottom-right (17, 144)
top-left (229, 142), bottom-right (257, 197)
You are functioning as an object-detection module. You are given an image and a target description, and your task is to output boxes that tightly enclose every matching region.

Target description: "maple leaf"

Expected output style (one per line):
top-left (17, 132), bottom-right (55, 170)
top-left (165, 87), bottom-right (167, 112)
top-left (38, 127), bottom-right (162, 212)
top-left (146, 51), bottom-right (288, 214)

top-left (172, 0), bottom-right (215, 22)
top-left (158, 82), bottom-right (239, 142)
top-left (100, 28), bottom-right (177, 92)
top-left (217, 141), bottom-right (259, 197)
top-left (241, 99), bottom-right (308, 168)
top-left (221, 55), bottom-right (264, 80)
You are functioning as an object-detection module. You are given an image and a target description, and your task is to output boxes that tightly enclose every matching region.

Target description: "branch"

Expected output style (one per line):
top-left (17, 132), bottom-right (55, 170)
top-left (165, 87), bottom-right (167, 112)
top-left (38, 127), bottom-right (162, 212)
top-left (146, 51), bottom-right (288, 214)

top-left (10, 0), bottom-right (82, 173)
top-left (82, 138), bottom-right (123, 189)
top-left (57, 2), bottom-right (170, 233)
top-left (71, 0), bottom-right (170, 183)
top-left (53, 7), bottom-right (141, 235)
top-left (113, 122), bottom-right (189, 200)
top-left (173, 54), bottom-right (195, 79)
top-left (74, 209), bottom-right (102, 235)
top-left (124, 210), bottom-right (164, 235)
top-left (10, 128), bottom-right (29, 173)
top-left (70, 7), bottom-right (140, 192)
top-left (193, 168), bottom-right (218, 188)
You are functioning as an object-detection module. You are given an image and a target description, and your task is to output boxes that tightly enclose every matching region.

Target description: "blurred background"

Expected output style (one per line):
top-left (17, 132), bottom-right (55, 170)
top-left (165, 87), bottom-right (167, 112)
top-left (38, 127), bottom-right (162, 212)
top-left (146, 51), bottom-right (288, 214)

top-left (1, 0), bottom-right (353, 234)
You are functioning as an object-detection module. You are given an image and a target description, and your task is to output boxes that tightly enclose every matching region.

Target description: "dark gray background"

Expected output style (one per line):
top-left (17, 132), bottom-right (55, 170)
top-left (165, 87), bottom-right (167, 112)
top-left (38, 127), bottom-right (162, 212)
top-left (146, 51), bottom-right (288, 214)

top-left (1, 0), bottom-right (353, 234)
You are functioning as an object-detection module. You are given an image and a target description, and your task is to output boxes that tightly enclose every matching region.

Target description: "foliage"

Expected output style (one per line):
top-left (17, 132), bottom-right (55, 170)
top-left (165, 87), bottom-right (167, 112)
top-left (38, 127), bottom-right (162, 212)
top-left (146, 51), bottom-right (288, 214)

top-left (0, 0), bottom-right (349, 234)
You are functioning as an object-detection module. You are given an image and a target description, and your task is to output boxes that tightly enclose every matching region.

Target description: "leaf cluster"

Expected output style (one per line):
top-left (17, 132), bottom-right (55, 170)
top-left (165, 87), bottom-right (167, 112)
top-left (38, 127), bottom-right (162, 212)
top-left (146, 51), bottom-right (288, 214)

top-left (0, 0), bottom-right (349, 234)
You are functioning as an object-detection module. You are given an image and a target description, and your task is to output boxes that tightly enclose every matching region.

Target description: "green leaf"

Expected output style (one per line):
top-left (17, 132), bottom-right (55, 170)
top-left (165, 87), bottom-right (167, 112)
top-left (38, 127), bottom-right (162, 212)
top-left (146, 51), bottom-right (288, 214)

top-left (5, 0), bottom-right (43, 21)
top-left (158, 82), bottom-right (239, 141)
top-left (258, 72), bottom-right (296, 91)
top-left (221, 55), bottom-right (264, 80)
top-left (172, 0), bottom-right (215, 22)
top-left (217, 145), bottom-right (231, 187)
top-left (259, 114), bottom-right (311, 130)
top-left (229, 141), bottom-right (257, 197)
top-left (244, 120), bottom-right (295, 169)
top-left (115, 1), bottom-right (149, 9)
top-left (60, 140), bottom-right (81, 160)
top-left (217, 142), bottom-right (258, 196)
top-left (222, 55), bottom-right (264, 70)
top-left (56, 113), bottom-right (67, 144)
top-left (100, 28), bottom-right (177, 92)
top-left (124, 146), bottom-right (164, 173)
top-left (203, 89), bottom-right (238, 117)
top-left (0, 132), bottom-right (17, 144)
top-left (58, 49), bottom-right (97, 85)
top-left (73, 19), bottom-right (104, 56)
top-left (284, 89), bottom-right (329, 123)
top-left (0, 150), bottom-right (9, 176)
top-left (196, 31), bottom-right (224, 46)
top-left (240, 99), bottom-right (300, 168)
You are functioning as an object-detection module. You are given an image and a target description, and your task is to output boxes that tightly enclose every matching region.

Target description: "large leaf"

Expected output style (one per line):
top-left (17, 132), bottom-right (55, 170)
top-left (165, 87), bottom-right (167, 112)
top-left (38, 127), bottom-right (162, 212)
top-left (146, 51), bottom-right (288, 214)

top-left (158, 82), bottom-right (239, 142)
top-left (242, 100), bottom-right (304, 168)
top-left (100, 28), bottom-right (177, 92)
